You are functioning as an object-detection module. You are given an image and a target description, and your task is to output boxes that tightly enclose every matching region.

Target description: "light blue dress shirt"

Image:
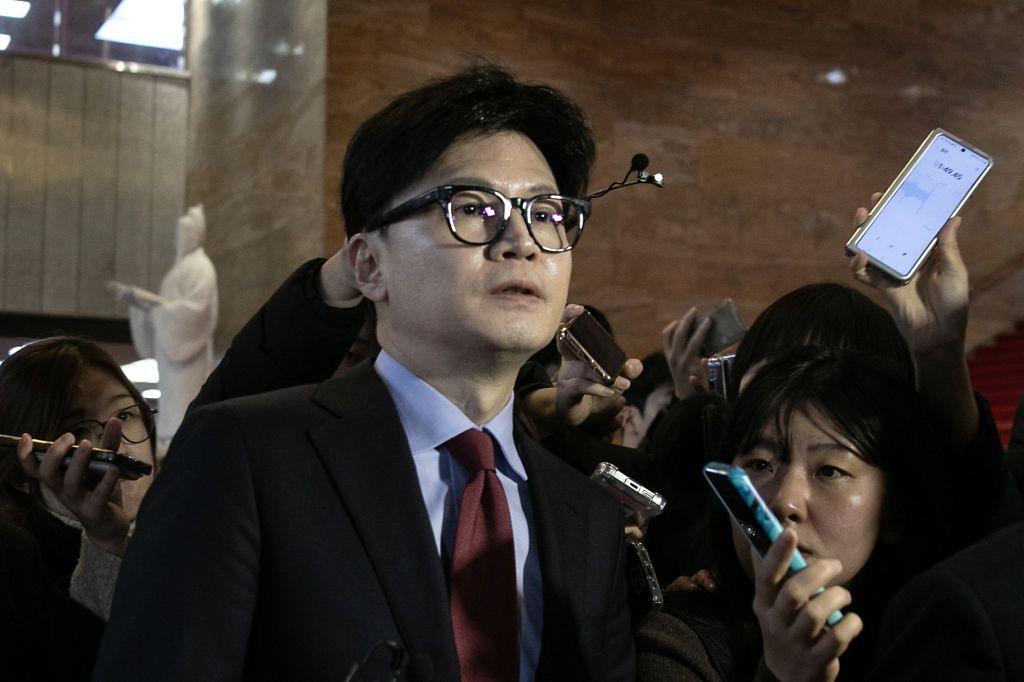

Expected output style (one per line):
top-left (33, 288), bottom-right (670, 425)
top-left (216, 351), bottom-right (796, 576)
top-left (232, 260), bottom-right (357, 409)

top-left (374, 351), bottom-right (543, 681)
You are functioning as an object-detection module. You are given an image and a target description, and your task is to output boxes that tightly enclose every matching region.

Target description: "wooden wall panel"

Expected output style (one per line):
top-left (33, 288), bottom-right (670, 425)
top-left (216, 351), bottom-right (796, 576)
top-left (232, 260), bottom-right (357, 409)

top-left (0, 59), bottom-right (12, 307)
top-left (0, 55), bottom-right (189, 322)
top-left (4, 59), bottom-right (49, 312)
top-left (78, 69), bottom-right (121, 316)
top-left (150, 81), bottom-right (190, 292)
top-left (326, 0), bottom-right (1024, 355)
top-left (42, 64), bottom-right (85, 314)
top-left (114, 77), bottom-right (156, 293)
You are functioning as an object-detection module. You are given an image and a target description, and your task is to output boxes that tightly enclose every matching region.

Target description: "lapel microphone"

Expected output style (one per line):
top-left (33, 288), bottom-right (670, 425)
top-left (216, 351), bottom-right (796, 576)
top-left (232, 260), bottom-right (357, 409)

top-left (586, 152), bottom-right (665, 199)
top-left (630, 153), bottom-right (664, 187)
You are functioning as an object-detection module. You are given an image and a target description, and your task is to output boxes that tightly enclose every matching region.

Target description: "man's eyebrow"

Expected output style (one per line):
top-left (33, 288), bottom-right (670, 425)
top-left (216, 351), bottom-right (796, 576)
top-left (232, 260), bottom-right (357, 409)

top-left (444, 177), bottom-right (559, 195)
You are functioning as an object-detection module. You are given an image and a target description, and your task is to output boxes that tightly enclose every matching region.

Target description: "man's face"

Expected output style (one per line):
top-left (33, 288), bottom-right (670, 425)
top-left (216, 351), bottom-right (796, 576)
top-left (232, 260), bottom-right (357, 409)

top-left (366, 131), bottom-right (573, 363)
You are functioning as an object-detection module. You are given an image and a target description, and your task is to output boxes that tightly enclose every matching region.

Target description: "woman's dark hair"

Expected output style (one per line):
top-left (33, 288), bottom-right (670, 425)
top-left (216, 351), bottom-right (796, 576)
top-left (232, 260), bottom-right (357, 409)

top-left (0, 337), bottom-right (154, 521)
top-left (729, 283), bottom-right (914, 397)
top-left (703, 347), bottom-right (943, 673)
top-left (340, 64), bottom-right (596, 236)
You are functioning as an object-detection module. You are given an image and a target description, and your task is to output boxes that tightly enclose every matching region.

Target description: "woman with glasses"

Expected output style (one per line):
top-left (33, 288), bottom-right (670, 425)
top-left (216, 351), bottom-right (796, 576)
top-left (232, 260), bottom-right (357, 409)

top-left (0, 337), bottom-right (156, 680)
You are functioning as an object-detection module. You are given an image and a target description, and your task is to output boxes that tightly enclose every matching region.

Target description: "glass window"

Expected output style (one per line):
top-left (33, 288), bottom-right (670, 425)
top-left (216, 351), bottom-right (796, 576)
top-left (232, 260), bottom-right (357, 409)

top-left (0, 0), bottom-right (187, 71)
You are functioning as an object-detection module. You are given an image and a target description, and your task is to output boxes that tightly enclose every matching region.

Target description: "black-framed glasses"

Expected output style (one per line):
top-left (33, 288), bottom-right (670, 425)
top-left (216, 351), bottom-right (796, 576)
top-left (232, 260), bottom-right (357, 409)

top-left (67, 402), bottom-right (158, 445)
top-left (365, 153), bottom-right (664, 252)
top-left (370, 185), bottom-right (590, 253)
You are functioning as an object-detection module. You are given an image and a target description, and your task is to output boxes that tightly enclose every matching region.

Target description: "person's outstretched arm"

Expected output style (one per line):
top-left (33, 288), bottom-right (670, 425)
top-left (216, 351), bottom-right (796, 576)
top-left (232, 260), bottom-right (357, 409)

top-left (190, 244), bottom-right (367, 413)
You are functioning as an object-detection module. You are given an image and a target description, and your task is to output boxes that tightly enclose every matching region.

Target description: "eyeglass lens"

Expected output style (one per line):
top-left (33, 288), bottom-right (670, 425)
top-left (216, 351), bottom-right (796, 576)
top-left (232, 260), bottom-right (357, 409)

top-left (448, 189), bottom-right (583, 251)
top-left (70, 404), bottom-right (152, 444)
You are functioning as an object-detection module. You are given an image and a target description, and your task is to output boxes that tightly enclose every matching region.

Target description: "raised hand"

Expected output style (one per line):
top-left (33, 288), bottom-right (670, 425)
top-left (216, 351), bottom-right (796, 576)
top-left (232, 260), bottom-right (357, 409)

top-left (17, 420), bottom-right (131, 556)
top-left (849, 192), bottom-right (978, 446)
top-left (321, 238), bottom-right (363, 307)
top-left (662, 307), bottom-right (711, 399)
top-left (752, 530), bottom-right (863, 682)
top-left (850, 192), bottom-right (968, 354)
top-left (554, 304), bottom-right (643, 434)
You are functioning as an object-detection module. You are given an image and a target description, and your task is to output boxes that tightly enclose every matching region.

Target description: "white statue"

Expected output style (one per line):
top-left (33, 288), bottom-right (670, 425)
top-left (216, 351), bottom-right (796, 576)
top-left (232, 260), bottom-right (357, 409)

top-left (109, 204), bottom-right (218, 455)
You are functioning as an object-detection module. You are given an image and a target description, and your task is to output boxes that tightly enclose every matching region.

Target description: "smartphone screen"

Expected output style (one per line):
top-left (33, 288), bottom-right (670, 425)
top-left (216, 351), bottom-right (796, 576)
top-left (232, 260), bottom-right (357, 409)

top-left (854, 131), bottom-right (991, 280)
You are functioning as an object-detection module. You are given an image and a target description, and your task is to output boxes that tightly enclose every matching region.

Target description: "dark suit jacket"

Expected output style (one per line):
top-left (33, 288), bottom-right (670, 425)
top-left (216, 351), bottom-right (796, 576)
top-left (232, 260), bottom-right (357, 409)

top-left (868, 521), bottom-right (1024, 681)
top-left (1008, 394), bottom-right (1024, 492)
top-left (94, 360), bottom-right (635, 681)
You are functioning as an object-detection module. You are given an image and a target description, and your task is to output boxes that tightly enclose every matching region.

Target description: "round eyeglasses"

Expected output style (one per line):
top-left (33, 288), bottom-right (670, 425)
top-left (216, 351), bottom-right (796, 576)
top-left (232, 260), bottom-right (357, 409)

top-left (67, 402), bottom-right (157, 445)
top-left (368, 185), bottom-right (591, 253)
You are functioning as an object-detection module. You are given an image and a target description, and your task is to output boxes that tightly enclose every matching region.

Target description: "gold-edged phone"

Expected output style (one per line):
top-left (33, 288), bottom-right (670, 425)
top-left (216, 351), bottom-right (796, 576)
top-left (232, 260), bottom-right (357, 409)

top-left (846, 128), bottom-right (992, 284)
top-left (556, 311), bottom-right (628, 386)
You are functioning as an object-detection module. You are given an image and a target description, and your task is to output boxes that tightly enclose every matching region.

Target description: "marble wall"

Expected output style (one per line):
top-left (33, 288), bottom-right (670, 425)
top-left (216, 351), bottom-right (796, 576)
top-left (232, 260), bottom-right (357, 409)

top-left (0, 54), bottom-right (188, 320)
top-left (325, 0), bottom-right (1024, 355)
top-left (188, 0), bottom-right (326, 350)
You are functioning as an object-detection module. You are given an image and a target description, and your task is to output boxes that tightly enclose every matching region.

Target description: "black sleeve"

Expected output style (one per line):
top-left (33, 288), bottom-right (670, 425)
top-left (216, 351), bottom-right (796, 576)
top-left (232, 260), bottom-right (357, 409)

top-left (1008, 393), bottom-right (1024, 492)
top-left (93, 404), bottom-right (261, 681)
top-left (597, 506), bottom-right (637, 682)
top-left (868, 569), bottom-right (1004, 681)
top-left (190, 259), bottom-right (367, 412)
top-left (942, 392), bottom-right (1024, 554)
top-left (0, 521), bottom-right (47, 682)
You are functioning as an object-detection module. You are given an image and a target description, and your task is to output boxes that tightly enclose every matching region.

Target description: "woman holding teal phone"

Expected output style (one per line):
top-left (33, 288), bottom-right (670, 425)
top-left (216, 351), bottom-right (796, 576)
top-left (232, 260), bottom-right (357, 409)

top-left (637, 347), bottom-right (953, 681)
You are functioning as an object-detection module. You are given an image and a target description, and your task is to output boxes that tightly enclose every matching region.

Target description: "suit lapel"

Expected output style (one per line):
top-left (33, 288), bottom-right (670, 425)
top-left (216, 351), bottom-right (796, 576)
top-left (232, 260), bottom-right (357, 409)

top-left (515, 424), bottom-right (589, 674)
top-left (308, 363), bottom-right (458, 680)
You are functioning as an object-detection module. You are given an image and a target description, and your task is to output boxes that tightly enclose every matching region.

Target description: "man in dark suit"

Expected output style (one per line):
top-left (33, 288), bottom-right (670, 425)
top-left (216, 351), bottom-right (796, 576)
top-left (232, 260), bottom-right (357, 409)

top-left (94, 66), bottom-right (634, 681)
top-left (868, 521), bottom-right (1024, 680)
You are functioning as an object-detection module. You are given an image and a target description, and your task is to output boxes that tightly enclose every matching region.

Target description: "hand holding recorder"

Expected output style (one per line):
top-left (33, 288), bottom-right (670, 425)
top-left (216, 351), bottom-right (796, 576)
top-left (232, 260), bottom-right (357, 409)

top-left (554, 305), bottom-right (642, 433)
top-left (12, 420), bottom-right (136, 556)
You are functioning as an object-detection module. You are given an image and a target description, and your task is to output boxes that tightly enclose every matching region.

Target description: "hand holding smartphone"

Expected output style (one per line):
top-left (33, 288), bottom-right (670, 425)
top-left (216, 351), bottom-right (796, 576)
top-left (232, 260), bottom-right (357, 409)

top-left (696, 300), bottom-right (746, 357)
top-left (557, 310), bottom-right (628, 386)
top-left (591, 463), bottom-right (666, 624)
top-left (703, 462), bottom-right (843, 626)
top-left (846, 128), bottom-right (992, 284)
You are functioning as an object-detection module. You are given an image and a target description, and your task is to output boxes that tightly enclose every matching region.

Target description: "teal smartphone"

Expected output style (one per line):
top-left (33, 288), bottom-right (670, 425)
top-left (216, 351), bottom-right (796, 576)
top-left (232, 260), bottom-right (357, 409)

top-left (703, 462), bottom-right (843, 626)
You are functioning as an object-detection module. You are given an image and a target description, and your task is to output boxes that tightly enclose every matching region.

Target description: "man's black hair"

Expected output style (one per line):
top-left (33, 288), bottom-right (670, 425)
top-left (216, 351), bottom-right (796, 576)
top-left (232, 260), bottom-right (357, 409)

top-left (340, 65), bottom-right (596, 237)
top-left (729, 283), bottom-right (914, 396)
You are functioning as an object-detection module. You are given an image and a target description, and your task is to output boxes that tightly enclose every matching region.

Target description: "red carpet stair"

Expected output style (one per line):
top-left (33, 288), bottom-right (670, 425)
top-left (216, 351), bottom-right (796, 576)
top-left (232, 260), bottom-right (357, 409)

top-left (968, 320), bottom-right (1024, 448)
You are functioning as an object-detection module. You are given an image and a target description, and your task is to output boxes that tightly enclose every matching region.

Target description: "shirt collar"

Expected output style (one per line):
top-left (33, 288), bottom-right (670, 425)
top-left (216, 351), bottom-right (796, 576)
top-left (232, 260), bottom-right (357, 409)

top-left (374, 350), bottom-right (527, 480)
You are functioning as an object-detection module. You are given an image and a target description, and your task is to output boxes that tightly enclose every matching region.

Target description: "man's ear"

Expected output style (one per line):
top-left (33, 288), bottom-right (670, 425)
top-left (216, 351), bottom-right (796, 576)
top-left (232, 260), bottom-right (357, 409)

top-left (348, 233), bottom-right (387, 303)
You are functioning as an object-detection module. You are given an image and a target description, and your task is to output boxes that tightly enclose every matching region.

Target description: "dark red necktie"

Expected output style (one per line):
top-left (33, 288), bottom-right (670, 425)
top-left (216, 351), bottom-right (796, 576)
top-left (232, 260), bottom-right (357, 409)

top-left (444, 429), bottom-right (519, 681)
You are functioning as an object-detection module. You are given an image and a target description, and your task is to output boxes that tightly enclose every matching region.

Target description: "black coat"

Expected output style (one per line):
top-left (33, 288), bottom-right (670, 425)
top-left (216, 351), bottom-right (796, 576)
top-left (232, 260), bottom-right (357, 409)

top-left (869, 521), bottom-right (1024, 681)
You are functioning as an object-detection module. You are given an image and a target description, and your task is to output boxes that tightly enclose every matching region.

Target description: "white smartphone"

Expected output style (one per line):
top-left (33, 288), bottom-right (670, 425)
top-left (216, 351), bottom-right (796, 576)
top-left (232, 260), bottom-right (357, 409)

top-left (846, 128), bottom-right (992, 283)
